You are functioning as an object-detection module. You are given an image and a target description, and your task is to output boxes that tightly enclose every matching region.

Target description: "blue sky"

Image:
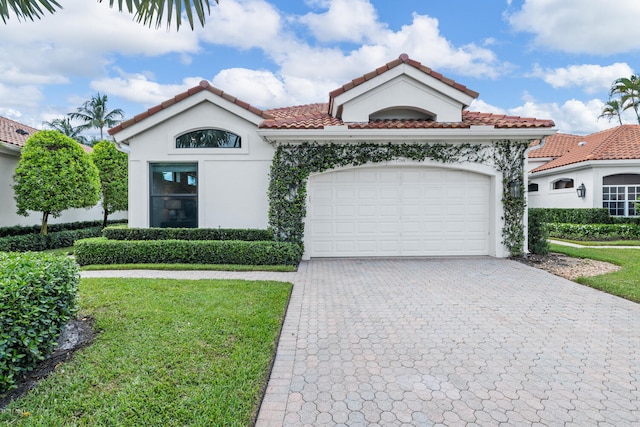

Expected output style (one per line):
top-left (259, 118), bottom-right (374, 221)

top-left (1, 0), bottom-right (639, 138)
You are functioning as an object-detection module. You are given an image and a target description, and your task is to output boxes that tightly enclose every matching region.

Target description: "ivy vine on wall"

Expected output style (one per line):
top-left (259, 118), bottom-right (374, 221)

top-left (268, 140), bottom-right (528, 256)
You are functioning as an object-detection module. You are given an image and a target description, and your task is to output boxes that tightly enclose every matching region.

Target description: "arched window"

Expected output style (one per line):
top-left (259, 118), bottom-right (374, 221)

top-left (528, 183), bottom-right (539, 192)
top-left (603, 174), bottom-right (640, 216)
top-left (176, 129), bottom-right (241, 148)
top-left (552, 178), bottom-right (574, 189)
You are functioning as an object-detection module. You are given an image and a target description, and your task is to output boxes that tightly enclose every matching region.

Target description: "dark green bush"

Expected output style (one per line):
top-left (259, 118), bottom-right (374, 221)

top-left (0, 227), bottom-right (103, 252)
top-left (528, 209), bottom-right (549, 255)
top-left (529, 208), bottom-right (613, 224)
top-left (547, 223), bottom-right (640, 241)
top-left (103, 227), bottom-right (274, 241)
top-left (0, 219), bottom-right (127, 238)
top-left (0, 252), bottom-right (79, 392)
top-left (75, 238), bottom-right (302, 266)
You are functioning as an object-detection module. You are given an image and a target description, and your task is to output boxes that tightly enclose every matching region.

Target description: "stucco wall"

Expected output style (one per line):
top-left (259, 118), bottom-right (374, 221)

top-left (126, 101), bottom-right (274, 229)
top-left (0, 151), bottom-right (127, 228)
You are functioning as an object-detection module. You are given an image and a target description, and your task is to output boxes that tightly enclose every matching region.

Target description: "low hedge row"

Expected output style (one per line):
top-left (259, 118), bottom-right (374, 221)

top-left (0, 227), bottom-right (103, 252)
top-left (529, 208), bottom-right (613, 225)
top-left (75, 237), bottom-right (303, 266)
top-left (547, 223), bottom-right (640, 241)
top-left (103, 227), bottom-right (273, 241)
top-left (0, 219), bottom-right (127, 238)
top-left (0, 252), bottom-right (79, 392)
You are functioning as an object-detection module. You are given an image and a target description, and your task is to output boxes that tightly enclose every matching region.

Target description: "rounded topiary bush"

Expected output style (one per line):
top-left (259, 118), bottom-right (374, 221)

top-left (0, 252), bottom-right (79, 392)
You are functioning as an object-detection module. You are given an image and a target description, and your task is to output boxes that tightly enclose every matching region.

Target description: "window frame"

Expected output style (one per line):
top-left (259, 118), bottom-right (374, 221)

top-left (170, 128), bottom-right (249, 155)
top-left (552, 178), bottom-right (574, 190)
top-left (149, 162), bottom-right (199, 228)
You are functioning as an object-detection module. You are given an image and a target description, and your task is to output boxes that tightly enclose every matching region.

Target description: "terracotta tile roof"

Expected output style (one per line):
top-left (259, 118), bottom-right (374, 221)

top-left (529, 133), bottom-right (583, 158)
top-left (329, 53), bottom-right (480, 100)
top-left (109, 80), bottom-right (273, 136)
top-left (0, 116), bottom-right (38, 149)
top-left (260, 104), bottom-right (555, 130)
top-left (531, 125), bottom-right (640, 173)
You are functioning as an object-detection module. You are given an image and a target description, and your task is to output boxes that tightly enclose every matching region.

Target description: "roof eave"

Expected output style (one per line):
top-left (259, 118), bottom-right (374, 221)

top-left (529, 158), bottom-right (640, 177)
top-left (0, 141), bottom-right (22, 155)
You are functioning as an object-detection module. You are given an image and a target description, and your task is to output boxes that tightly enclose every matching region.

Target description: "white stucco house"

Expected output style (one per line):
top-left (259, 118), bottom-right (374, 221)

top-left (528, 125), bottom-right (640, 217)
top-left (0, 116), bottom-right (127, 228)
top-left (110, 54), bottom-right (556, 258)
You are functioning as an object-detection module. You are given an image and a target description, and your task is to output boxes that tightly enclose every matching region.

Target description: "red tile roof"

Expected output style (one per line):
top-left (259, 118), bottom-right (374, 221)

top-left (109, 80), bottom-right (274, 136)
top-left (529, 133), bottom-right (583, 158)
top-left (531, 125), bottom-right (640, 173)
top-left (260, 103), bottom-right (555, 129)
top-left (0, 116), bottom-right (38, 149)
top-left (329, 53), bottom-right (479, 101)
top-left (109, 54), bottom-right (555, 136)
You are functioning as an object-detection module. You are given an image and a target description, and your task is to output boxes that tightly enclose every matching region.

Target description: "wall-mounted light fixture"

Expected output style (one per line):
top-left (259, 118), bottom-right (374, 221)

top-left (576, 183), bottom-right (586, 198)
top-left (509, 180), bottom-right (522, 198)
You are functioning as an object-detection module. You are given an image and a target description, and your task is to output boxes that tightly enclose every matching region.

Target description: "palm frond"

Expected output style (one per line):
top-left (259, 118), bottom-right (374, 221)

top-left (103, 0), bottom-right (218, 30)
top-left (0, 0), bottom-right (61, 23)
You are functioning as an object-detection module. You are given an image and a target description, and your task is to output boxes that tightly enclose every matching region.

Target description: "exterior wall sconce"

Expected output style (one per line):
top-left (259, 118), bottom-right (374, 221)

top-left (576, 183), bottom-right (586, 198)
top-left (508, 180), bottom-right (522, 198)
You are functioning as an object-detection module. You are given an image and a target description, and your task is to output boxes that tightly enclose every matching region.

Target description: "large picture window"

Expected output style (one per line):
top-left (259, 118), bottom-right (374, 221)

top-left (603, 174), bottom-right (640, 217)
top-left (176, 129), bottom-right (241, 148)
top-left (150, 163), bottom-right (198, 228)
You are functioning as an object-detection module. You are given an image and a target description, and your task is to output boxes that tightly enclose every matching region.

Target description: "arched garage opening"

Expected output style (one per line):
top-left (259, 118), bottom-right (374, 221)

top-left (304, 163), bottom-right (497, 257)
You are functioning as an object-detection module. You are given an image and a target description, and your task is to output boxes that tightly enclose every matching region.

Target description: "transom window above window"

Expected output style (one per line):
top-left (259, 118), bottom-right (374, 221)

top-left (552, 178), bottom-right (574, 190)
top-left (176, 129), bottom-right (241, 148)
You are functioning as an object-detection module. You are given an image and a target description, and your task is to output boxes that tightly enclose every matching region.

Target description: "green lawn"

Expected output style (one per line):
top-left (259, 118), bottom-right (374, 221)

top-left (550, 243), bottom-right (640, 303)
top-left (0, 278), bottom-right (292, 426)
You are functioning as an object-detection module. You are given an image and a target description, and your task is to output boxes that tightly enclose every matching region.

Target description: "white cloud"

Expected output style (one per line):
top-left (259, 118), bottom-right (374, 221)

top-left (531, 63), bottom-right (635, 94)
top-left (91, 71), bottom-right (204, 107)
top-left (299, 0), bottom-right (384, 43)
top-left (197, 0), bottom-right (282, 49)
top-left (508, 0), bottom-right (640, 54)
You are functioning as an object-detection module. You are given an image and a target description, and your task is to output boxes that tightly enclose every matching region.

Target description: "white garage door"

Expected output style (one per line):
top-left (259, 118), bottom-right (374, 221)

top-left (307, 166), bottom-right (491, 257)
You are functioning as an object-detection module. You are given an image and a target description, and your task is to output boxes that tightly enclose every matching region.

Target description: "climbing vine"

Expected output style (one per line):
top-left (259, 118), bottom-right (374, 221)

top-left (268, 140), bottom-right (527, 256)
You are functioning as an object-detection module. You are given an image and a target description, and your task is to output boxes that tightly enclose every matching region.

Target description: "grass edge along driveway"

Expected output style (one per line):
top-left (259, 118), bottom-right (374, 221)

top-left (0, 277), bottom-right (292, 427)
top-left (550, 243), bottom-right (640, 303)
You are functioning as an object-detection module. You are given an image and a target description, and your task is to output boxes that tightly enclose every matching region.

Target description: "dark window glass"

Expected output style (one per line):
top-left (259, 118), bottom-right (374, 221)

top-left (553, 179), bottom-right (574, 189)
top-left (528, 183), bottom-right (539, 192)
top-left (176, 129), bottom-right (241, 148)
top-left (150, 163), bottom-right (198, 228)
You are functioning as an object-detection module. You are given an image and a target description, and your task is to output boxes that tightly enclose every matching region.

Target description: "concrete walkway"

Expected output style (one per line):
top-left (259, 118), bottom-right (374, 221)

top-left (549, 238), bottom-right (640, 249)
top-left (82, 258), bottom-right (640, 426)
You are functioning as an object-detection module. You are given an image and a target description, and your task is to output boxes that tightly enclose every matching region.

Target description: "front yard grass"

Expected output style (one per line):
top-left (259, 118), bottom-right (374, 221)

top-left (0, 277), bottom-right (292, 426)
top-left (550, 243), bottom-right (640, 303)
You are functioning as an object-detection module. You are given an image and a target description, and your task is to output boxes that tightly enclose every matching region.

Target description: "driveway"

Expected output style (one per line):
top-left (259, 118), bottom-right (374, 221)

top-left (84, 258), bottom-right (640, 426)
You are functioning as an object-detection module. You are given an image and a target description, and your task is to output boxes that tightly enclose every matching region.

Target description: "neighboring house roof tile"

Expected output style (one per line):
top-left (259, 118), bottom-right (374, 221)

top-left (0, 116), bottom-right (38, 148)
top-left (260, 104), bottom-right (555, 129)
top-left (109, 80), bottom-right (273, 136)
top-left (328, 53), bottom-right (480, 100)
top-left (530, 125), bottom-right (640, 173)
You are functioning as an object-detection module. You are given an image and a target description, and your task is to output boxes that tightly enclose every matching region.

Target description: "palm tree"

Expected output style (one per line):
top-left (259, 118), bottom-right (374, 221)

top-left (42, 117), bottom-right (89, 144)
top-left (598, 99), bottom-right (624, 126)
top-left (609, 75), bottom-right (640, 125)
top-left (68, 93), bottom-right (124, 140)
top-left (1, 0), bottom-right (218, 30)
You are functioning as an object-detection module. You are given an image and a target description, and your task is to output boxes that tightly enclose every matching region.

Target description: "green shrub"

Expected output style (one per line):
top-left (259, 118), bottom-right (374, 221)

top-left (0, 227), bottom-right (103, 252)
top-left (547, 223), bottom-right (640, 241)
top-left (0, 252), bottom-right (79, 392)
top-left (0, 219), bottom-right (127, 238)
top-left (529, 208), bottom-right (613, 224)
top-left (528, 209), bottom-right (549, 255)
top-left (75, 238), bottom-right (302, 266)
top-left (103, 227), bottom-right (274, 241)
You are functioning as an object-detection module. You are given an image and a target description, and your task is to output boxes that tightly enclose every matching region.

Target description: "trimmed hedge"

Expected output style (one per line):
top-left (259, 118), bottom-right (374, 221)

top-left (0, 252), bottom-right (79, 392)
top-left (527, 209), bottom-right (549, 255)
top-left (547, 223), bottom-right (640, 241)
top-left (0, 227), bottom-right (103, 252)
top-left (75, 237), bottom-right (302, 266)
top-left (103, 227), bottom-right (274, 242)
top-left (0, 219), bottom-right (127, 238)
top-left (529, 208), bottom-right (613, 225)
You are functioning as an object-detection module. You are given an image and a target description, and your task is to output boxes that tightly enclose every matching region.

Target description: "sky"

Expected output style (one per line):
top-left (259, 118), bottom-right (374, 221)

top-left (1, 0), bottom-right (639, 139)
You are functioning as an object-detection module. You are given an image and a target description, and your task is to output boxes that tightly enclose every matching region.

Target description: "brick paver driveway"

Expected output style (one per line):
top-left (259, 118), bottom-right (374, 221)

top-left (255, 257), bottom-right (640, 426)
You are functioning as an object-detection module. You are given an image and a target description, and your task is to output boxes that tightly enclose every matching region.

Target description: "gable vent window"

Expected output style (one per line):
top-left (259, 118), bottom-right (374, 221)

top-left (369, 107), bottom-right (435, 121)
top-left (552, 179), bottom-right (574, 190)
top-left (176, 129), bottom-right (241, 148)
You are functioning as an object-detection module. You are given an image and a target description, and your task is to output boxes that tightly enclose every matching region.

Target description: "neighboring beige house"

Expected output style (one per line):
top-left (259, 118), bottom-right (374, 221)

top-left (528, 125), bottom-right (640, 217)
top-left (110, 54), bottom-right (556, 258)
top-left (0, 116), bottom-right (126, 228)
